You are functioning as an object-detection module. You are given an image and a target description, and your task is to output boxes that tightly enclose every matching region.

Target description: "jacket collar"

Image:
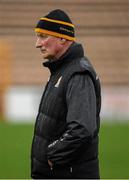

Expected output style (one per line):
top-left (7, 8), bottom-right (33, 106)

top-left (43, 42), bottom-right (84, 74)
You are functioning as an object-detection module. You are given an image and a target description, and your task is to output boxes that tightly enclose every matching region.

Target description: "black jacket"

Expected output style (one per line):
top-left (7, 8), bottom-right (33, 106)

top-left (31, 42), bottom-right (101, 179)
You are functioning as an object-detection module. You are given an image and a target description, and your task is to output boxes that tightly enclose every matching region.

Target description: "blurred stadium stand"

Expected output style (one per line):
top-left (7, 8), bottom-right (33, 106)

top-left (0, 0), bottom-right (129, 121)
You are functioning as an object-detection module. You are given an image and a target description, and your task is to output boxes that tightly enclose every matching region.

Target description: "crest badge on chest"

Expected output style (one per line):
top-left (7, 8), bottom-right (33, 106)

top-left (55, 76), bottom-right (62, 88)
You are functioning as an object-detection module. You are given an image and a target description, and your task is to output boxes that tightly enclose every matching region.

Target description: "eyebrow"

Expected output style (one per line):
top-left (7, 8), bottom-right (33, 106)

top-left (36, 33), bottom-right (48, 37)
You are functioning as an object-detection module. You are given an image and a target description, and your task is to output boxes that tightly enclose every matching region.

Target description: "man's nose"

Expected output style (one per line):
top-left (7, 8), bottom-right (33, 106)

top-left (36, 37), bottom-right (42, 48)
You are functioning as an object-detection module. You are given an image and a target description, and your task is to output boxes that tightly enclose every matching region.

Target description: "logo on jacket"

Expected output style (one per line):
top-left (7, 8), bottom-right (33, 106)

top-left (96, 75), bottom-right (99, 80)
top-left (55, 76), bottom-right (62, 87)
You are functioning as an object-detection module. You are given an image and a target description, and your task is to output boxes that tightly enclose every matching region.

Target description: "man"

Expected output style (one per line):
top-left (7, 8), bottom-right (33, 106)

top-left (31, 9), bottom-right (101, 179)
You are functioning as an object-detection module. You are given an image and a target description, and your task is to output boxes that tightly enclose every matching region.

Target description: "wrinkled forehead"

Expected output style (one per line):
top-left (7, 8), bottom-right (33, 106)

top-left (36, 32), bottom-right (60, 41)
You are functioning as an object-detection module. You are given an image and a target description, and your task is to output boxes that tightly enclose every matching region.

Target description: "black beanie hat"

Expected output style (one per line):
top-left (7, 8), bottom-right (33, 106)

top-left (35, 9), bottom-right (75, 41)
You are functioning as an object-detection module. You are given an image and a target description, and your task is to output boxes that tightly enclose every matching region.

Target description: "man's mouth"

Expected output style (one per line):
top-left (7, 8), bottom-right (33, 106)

top-left (41, 49), bottom-right (46, 53)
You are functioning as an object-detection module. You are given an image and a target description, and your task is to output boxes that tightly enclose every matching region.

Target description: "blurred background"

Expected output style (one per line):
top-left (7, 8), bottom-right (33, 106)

top-left (0, 0), bottom-right (129, 178)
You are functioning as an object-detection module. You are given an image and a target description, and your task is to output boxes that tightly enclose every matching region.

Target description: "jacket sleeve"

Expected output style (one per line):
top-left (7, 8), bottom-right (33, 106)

top-left (47, 72), bottom-right (97, 165)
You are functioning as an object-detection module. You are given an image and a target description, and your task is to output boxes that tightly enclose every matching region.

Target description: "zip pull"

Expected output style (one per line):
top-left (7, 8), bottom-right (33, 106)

top-left (48, 160), bottom-right (53, 170)
top-left (70, 167), bottom-right (73, 173)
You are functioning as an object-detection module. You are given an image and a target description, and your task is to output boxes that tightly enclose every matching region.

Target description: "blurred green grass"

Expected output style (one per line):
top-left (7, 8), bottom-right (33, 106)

top-left (0, 120), bottom-right (129, 179)
top-left (0, 121), bottom-right (34, 179)
top-left (99, 121), bottom-right (129, 179)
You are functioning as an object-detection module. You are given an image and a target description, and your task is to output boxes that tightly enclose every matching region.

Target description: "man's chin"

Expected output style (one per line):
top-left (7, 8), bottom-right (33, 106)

top-left (42, 55), bottom-right (54, 61)
top-left (40, 51), bottom-right (48, 58)
top-left (41, 54), bottom-right (47, 59)
top-left (41, 56), bottom-right (50, 61)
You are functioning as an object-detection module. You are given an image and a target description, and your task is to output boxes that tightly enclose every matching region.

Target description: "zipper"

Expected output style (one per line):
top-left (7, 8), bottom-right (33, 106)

top-left (70, 166), bottom-right (73, 173)
top-left (39, 74), bottom-right (52, 111)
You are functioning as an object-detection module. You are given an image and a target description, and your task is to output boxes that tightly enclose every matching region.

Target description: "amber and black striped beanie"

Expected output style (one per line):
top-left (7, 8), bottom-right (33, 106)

top-left (35, 9), bottom-right (75, 41)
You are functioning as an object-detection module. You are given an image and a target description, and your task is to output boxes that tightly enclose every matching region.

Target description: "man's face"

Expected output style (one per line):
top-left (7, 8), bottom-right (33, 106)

top-left (35, 33), bottom-right (61, 60)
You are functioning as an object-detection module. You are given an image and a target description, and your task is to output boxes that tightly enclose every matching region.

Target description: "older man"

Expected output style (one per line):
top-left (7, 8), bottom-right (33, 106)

top-left (31, 9), bottom-right (101, 179)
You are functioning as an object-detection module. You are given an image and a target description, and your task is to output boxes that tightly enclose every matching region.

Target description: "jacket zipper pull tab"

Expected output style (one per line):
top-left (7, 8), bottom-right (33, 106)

top-left (70, 167), bottom-right (73, 173)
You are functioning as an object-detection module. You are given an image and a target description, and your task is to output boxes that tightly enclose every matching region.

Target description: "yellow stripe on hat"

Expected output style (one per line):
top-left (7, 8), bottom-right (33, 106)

top-left (35, 28), bottom-right (75, 41)
top-left (40, 17), bottom-right (74, 28)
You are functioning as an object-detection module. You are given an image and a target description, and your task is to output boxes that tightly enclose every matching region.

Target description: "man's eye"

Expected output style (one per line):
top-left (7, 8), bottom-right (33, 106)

top-left (40, 35), bottom-right (48, 38)
top-left (37, 34), bottom-right (48, 39)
